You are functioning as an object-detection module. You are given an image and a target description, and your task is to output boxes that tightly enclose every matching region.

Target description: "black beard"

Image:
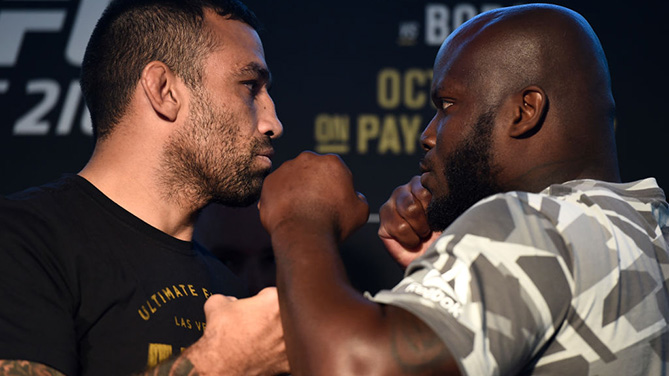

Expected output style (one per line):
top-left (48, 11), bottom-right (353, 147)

top-left (200, 135), bottom-right (273, 207)
top-left (208, 143), bottom-right (270, 207)
top-left (160, 87), bottom-right (272, 209)
top-left (427, 111), bottom-right (503, 231)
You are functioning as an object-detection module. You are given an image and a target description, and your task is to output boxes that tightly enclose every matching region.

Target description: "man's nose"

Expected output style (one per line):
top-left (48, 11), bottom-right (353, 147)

top-left (258, 94), bottom-right (283, 139)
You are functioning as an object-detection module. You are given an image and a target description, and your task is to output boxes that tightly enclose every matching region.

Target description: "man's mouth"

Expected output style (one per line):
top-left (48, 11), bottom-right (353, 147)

top-left (255, 148), bottom-right (274, 168)
top-left (418, 160), bottom-right (431, 189)
top-left (419, 158), bottom-right (430, 174)
top-left (256, 148), bottom-right (274, 160)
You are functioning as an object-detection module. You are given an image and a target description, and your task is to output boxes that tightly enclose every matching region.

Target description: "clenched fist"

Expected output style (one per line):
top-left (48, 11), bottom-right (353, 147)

top-left (258, 151), bottom-right (369, 243)
top-left (378, 176), bottom-right (442, 268)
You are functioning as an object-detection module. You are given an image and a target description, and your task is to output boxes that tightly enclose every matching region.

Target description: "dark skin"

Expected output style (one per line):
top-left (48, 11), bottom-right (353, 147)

top-left (259, 4), bottom-right (621, 375)
top-left (259, 152), bottom-right (459, 375)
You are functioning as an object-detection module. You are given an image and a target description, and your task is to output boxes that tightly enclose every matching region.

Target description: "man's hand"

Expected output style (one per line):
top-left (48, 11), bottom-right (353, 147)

top-left (0, 291), bottom-right (288, 376)
top-left (185, 287), bottom-right (288, 376)
top-left (257, 163), bottom-right (459, 376)
top-left (378, 176), bottom-right (442, 268)
top-left (258, 151), bottom-right (369, 243)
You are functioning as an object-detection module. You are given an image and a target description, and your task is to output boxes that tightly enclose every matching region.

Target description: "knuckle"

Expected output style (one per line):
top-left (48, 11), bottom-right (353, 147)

top-left (416, 186), bottom-right (431, 201)
top-left (392, 183), bottom-right (409, 197)
top-left (379, 202), bottom-right (392, 217)
top-left (395, 221), bottom-right (413, 237)
top-left (403, 202), bottom-right (422, 217)
top-left (397, 191), bottom-right (414, 208)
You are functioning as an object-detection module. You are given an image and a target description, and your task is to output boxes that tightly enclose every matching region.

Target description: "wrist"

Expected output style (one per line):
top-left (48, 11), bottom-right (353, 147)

top-left (269, 217), bottom-right (340, 255)
top-left (184, 334), bottom-right (243, 376)
top-left (270, 214), bottom-right (338, 240)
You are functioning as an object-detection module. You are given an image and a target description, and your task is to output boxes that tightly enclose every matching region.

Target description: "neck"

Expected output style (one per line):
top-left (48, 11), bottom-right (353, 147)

top-left (505, 153), bottom-right (621, 193)
top-left (79, 141), bottom-right (201, 242)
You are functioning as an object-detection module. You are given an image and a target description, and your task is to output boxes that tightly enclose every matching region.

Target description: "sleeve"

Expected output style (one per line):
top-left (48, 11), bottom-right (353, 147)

top-left (370, 193), bottom-right (574, 376)
top-left (0, 199), bottom-right (78, 375)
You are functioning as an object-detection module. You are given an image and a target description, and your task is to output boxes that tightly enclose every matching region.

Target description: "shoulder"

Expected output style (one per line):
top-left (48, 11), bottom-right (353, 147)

top-left (443, 179), bottom-right (643, 246)
top-left (421, 189), bottom-right (578, 280)
top-left (428, 178), bottom-right (663, 276)
top-left (0, 175), bottom-right (92, 269)
top-left (3, 174), bottom-right (85, 217)
top-left (442, 190), bottom-right (563, 245)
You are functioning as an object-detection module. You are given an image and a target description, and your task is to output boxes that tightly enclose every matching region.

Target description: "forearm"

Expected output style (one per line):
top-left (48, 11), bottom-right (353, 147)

top-left (271, 227), bottom-right (394, 375)
top-left (0, 355), bottom-right (197, 376)
top-left (0, 360), bottom-right (66, 376)
top-left (135, 353), bottom-right (198, 376)
top-left (271, 225), bottom-right (460, 376)
top-left (259, 152), bottom-right (457, 375)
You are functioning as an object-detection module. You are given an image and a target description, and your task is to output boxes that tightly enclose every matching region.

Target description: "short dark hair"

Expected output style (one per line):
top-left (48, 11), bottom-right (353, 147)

top-left (80, 0), bottom-right (260, 140)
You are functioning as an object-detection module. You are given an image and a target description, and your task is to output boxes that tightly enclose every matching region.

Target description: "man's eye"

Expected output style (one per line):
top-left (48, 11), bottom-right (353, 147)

top-left (441, 100), bottom-right (454, 111)
top-left (243, 81), bottom-right (260, 95)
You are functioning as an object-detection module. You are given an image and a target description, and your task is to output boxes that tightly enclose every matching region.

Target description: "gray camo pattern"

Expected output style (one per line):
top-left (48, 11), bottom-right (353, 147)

top-left (372, 178), bottom-right (669, 375)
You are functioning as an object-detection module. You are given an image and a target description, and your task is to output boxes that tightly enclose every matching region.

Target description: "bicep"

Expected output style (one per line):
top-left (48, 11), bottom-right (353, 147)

top-left (384, 305), bottom-right (461, 375)
top-left (0, 360), bottom-right (66, 376)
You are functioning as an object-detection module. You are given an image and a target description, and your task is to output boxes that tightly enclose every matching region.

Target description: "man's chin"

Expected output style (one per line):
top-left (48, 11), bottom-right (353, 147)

top-left (249, 164), bottom-right (272, 179)
top-left (426, 193), bottom-right (468, 231)
top-left (426, 200), bottom-right (448, 232)
top-left (209, 178), bottom-right (263, 207)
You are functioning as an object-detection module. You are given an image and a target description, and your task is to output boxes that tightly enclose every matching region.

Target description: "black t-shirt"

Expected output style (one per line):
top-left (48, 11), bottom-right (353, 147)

top-left (0, 175), bottom-right (247, 375)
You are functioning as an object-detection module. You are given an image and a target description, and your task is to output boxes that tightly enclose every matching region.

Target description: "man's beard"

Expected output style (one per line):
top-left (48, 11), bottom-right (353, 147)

top-left (427, 110), bottom-right (503, 231)
top-left (160, 90), bottom-right (271, 208)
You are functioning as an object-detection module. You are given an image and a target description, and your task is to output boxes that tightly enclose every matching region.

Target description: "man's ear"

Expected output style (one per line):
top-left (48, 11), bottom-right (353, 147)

top-left (509, 85), bottom-right (547, 138)
top-left (140, 61), bottom-right (181, 122)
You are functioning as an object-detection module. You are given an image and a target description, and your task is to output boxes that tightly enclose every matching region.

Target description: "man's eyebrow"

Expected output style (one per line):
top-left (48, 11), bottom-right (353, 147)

top-left (430, 84), bottom-right (445, 102)
top-left (236, 62), bottom-right (272, 85)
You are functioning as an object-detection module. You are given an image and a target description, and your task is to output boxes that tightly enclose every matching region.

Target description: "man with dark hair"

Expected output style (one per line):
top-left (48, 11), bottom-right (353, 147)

top-left (80, 0), bottom-right (260, 141)
top-left (258, 4), bottom-right (668, 375)
top-left (0, 0), bottom-right (287, 375)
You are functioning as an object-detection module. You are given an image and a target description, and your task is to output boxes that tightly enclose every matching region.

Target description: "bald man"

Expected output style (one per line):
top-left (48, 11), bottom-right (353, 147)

top-left (258, 4), bottom-right (669, 375)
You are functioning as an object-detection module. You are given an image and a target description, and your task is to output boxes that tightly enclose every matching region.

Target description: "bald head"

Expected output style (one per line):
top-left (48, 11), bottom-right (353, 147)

top-left (446, 4), bottom-right (613, 116)
top-left (428, 4), bottom-right (619, 194)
